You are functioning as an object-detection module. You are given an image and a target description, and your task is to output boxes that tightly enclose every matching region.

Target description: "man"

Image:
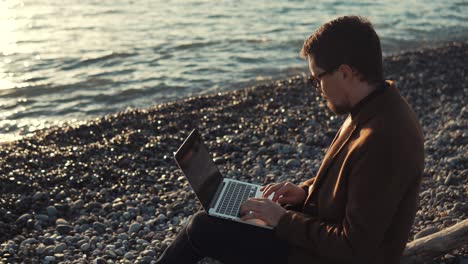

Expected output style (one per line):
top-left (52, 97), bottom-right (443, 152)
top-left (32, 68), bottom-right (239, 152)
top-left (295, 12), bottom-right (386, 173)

top-left (156, 15), bottom-right (424, 264)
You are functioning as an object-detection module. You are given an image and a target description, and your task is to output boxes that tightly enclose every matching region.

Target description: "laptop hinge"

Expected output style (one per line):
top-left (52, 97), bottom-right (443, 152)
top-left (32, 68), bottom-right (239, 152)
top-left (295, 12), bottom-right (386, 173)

top-left (209, 181), bottom-right (226, 209)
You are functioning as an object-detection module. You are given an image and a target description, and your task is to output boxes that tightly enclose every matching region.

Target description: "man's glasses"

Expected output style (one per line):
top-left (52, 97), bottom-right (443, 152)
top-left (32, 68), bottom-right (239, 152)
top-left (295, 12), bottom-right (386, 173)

top-left (308, 65), bottom-right (339, 93)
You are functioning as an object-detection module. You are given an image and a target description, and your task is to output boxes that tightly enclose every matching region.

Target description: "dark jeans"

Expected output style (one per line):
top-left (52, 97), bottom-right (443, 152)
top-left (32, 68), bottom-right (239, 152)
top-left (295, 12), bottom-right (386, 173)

top-left (155, 210), bottom-right (289, 264)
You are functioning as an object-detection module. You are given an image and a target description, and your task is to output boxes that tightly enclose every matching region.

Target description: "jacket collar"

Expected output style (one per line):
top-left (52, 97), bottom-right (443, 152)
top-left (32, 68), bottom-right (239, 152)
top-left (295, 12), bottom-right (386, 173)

top-left (350, 81), bottom-right (387, 117)
top-left (350, 80), bottom-right (398, 126)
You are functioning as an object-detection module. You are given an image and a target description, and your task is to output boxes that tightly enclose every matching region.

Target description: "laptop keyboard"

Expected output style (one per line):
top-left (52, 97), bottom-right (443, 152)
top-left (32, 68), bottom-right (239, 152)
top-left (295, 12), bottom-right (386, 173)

top-left (215, 181), bottom-right (257, 217)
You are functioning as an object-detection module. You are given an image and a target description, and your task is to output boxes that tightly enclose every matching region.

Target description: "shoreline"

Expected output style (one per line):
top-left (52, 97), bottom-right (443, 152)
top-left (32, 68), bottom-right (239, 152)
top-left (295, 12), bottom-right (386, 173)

top-left (0, 41), bottom-right (467, 263)
top-left (2, 39), bottom-right (468, 145)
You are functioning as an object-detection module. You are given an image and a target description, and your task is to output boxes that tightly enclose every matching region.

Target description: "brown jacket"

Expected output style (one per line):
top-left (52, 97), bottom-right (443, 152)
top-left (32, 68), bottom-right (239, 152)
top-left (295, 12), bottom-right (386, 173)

top-left (275, 81), bottom-right (424, 264)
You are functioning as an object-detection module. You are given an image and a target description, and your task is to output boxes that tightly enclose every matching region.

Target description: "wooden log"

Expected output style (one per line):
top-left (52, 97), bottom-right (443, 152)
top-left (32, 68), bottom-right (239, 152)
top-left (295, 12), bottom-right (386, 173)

top-left (401, 218), bottom-right (468, 264)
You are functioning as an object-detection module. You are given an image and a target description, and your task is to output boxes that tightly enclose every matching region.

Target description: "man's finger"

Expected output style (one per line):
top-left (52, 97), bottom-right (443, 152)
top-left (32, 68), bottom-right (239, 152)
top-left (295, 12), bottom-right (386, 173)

top-left (241, 211), bottom-right (260, 221)
top-left (262, 182), bottom-right (284, 198)
top-left (262, 183), bottom-right (275, 197)
top-left (239, 199), bottom-right (263, 214)
top-left (248, 197), bottom-right (276, 207)
top-left (248, 197), bottom-right (265, 201)
top-left (272, 185), bottom-right (289, 202)
top-left (263, 181), bottom-right (284, 193)
top-left (260, 183), bottom-right (272, 193)
top-left (277, 195), bottom-right (296, 204)
top-left (244, 197), bottom-right (268, 205)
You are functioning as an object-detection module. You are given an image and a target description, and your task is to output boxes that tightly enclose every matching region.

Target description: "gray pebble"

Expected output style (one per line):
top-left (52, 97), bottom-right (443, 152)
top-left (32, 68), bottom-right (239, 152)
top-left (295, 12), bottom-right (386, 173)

top-left (55, 242), bottom-right (67, 253)
top-left (72, 199), bottom-right (84, 209)
top-left (87, 201), bottom-right (103, 210)
top-left (118, 233), bottom-right (129, 240)
top-left (142, 249), bottom-right (156, 257)
top-left (113, 201), bottom-right (126, 210)
top-left (128, 222), bottom-right (141, 234)
top-left (44, 245), bottom-right (55, 254)
top-left (444, 172), bottom-right (454, 185)
top-left (171, 217), bottom-right (180, 225)
top-left (55, 218), bottom-right (69, 225)
top-left (286, 159), bottom-right (301, 168)
top-left (47, 206), bottom-right (58, 217)
top-left (79, 223), bottom-right (91, 233)
top-left (145, 219), bottom-right (157, 227)
top-left (124, 252), bottom-right (135, 259)
top-left (56, 224), bottom-right (72, 235)
top-left (93, 222), bottom-right (106, 233)
top-left (55, 191), bottom-right (67, 200)
top-left (157, 214), bottom-right (168, 222)
top-left (136, 239), bottom-right (149, 245)
top-left (106, 250), bottom-right (117, 258)
top-left (44, 256), bottom-right (55, 262)
top-left (36, 243), bottom-right (46, 254)
top-left (16, 213), bottom-right (32, 224)
top-left (80, 243), bottom-right (91, 251)
top-left (34, 220), bottom-right (43, 230)
top-left (435, 192), bottom-right (446, 201)
top-left (20, 238), bottom-right (38, 247)
top-left (93, 257), bottom-right (106, 264)
top-left (33, 192), bottom-right (45, 201)
top-left (162, 238), bottom-right (174, 245)
top-left (452, 202), bottom-right (463, 212)
top-left (35, 214), bottom-right (49, 222)
top-left (298, 143), bottom-right (308, 154)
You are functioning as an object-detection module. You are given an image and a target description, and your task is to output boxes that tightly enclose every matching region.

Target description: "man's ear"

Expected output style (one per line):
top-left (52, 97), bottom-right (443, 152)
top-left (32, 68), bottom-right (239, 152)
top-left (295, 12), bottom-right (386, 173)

top-left (338, 64), bottom-right (354, 80)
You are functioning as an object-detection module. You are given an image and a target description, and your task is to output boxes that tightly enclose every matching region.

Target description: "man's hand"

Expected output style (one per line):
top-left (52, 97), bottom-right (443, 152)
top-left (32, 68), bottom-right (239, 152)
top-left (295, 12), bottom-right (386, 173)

top-left (239, 198), bottom-right (287, 227)
top-left (261, 181), bottom-right (307, 205)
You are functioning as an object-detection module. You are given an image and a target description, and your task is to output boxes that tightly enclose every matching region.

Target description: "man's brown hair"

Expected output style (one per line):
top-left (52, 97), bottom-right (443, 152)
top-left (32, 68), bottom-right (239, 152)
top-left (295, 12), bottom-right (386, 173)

top-left (301, 16), bottom-right (383, 85)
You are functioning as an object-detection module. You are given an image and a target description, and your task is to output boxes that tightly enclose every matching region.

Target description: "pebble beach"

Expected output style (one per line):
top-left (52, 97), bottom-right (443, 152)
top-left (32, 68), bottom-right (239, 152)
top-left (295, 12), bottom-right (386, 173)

top-left (0, 41), bottom-right (467, 263)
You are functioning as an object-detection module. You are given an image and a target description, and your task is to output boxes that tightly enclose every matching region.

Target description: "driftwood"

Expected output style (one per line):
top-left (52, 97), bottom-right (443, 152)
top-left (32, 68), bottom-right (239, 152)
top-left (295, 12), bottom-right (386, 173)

top-left (401, 218), bottom-right (468, 264)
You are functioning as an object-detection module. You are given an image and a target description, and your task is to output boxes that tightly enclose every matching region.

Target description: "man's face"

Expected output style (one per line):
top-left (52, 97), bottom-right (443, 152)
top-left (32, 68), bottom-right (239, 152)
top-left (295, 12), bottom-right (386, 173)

top-left (308, 56), bottom-right (351, 115)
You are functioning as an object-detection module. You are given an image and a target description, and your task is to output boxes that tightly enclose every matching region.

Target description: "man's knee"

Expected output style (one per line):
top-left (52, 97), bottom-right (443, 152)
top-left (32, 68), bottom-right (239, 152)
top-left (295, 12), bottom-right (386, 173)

top-left (186, 211), bottom-right (212, 237)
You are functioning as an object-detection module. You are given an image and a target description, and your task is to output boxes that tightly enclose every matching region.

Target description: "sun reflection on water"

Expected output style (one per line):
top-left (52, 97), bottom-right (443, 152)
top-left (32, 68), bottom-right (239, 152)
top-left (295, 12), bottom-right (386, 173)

top-left (0, 0), bottom-right (23, 90)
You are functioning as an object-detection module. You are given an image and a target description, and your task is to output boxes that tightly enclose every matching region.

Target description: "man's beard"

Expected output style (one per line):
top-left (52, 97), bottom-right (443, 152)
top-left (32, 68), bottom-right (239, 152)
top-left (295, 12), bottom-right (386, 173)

top-left (326, 100), bottom-right (350, 115)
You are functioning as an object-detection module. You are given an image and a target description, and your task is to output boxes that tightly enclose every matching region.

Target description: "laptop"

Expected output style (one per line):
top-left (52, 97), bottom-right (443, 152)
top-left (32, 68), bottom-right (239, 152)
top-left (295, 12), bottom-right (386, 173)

top-left (174, 129), bottom-right (273, 229)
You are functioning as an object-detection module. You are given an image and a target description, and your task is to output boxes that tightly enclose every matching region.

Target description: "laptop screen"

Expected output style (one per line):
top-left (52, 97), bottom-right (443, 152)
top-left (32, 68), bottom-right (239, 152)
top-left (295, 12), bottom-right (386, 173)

top-left (174, 130), bottom-right (223, 210)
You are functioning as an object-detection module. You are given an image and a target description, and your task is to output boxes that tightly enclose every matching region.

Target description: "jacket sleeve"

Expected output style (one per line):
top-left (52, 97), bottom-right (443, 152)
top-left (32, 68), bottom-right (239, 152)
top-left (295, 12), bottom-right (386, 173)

top-left (298, 177), bottom-right (316, 193)
top-left (274, 130), bottom-right (416, 263)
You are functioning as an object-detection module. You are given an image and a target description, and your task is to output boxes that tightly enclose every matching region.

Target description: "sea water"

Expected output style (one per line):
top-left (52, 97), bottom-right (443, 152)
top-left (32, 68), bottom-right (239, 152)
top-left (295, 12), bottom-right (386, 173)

top-left (0, 0), bottom-right (466, 141)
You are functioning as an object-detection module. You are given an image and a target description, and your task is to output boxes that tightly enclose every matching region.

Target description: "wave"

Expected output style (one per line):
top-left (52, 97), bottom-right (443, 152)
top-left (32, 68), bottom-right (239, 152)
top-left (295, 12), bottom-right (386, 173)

top-left (230, 55), bottom-right (267, 64)
top-left (60, 52), bottom-right (138, 71)
top-left (152, 37), bottom-right (274, 54)
top-left (0, 98), bottom-right (37, 111)
top-left (0, 78), bottom-right (116, 98)
top-left (171, 40), bottom-right (222, 51)
top-left (88, 69), bottom-right (136, 78)
top-left (242, 38), bottom-right (273, 44)
top-left (15, 39), bottom-right (47, 45)
top-left (23, 76), bottom-right (49, 83)
top-left (82, 9), bottom-right (126, 17)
